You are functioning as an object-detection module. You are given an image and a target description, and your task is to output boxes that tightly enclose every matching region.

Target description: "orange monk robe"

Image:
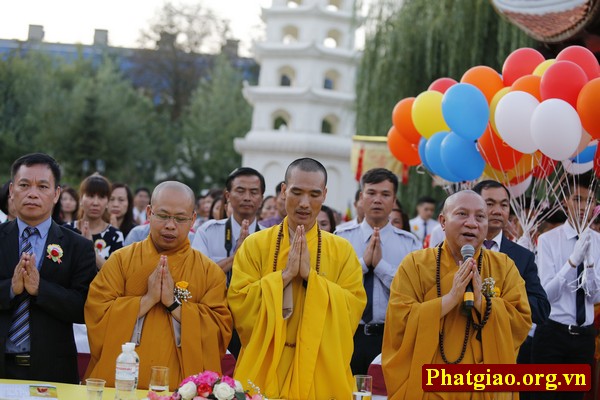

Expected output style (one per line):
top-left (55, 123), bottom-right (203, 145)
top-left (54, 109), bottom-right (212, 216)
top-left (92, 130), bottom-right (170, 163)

top-left (228, 218), bottom-right (366, 400)
top-left (84, 237), bottom-right (232, 390)
top-left (382, 242), bottom-right (531, 400)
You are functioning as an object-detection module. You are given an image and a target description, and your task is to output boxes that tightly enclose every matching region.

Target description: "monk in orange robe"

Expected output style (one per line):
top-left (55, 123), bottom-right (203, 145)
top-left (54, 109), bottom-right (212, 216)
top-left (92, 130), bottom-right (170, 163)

top-left (382, 190), bottom-right (531, 400)
top-left (85, 181), bottom-right (232, 390)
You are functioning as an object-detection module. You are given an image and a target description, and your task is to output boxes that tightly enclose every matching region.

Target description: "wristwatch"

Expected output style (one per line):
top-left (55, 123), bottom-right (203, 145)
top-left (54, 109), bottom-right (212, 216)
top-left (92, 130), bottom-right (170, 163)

top-left (166, 298), bottom-right (181, 313)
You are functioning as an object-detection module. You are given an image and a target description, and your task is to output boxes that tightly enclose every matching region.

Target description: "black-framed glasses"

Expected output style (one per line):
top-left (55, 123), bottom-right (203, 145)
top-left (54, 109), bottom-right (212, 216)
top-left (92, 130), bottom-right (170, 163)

top-left (150, 209), bottom-right (194, 224)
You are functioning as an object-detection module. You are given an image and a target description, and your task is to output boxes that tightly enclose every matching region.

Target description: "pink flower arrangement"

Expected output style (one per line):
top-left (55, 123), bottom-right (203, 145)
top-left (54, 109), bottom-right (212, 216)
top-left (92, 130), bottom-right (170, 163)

top-left (147, 370), bottom-right (264, 400)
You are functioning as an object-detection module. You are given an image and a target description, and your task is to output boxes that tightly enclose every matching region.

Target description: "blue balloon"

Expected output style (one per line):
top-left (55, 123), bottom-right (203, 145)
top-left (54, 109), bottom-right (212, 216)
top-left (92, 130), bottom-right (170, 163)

top-left (425, 131), bottom-right (463, 182)
top-left (442, 83), bottom-right (489, 141)
top-left (418, 138), bottom-right (434, 172)
top-left (571, 143), bottom-right (597, 164)
top-left (440, 132), bottom-right (485, 181)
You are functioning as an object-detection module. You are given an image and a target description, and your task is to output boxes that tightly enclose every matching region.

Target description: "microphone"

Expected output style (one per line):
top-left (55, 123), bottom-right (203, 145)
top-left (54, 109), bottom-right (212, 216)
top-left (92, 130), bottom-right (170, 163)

top-left (461, 244), bottom-right (475, 313)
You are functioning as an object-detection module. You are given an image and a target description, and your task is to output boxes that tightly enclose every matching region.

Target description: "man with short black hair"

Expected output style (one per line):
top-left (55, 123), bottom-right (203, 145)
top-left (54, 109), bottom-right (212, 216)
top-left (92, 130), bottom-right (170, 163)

top-left (409, 195), bottom-right (439, 245)
top-left (532, 173), bottom-right (600, 400)
top-left (0, 153), bottom-right (96, 383)
top-left (472, 179), bottom-right (549, 384)
top-left (336, 168), bottom-right (421, 374)
top-left (191, 167), bottom-right (265, 283)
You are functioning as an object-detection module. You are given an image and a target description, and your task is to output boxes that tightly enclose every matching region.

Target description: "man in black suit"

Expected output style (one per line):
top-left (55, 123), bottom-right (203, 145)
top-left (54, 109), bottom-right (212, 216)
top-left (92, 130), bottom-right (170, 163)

top-left (473, 180), bottom-right (550, 400)
top-left (0, 153), bottom-right (96, 383)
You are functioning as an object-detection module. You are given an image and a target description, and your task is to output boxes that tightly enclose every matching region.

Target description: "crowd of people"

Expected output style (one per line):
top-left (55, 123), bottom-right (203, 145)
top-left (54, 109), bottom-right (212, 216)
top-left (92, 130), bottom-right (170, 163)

top-left (0, 152), bottom-right (598, 400)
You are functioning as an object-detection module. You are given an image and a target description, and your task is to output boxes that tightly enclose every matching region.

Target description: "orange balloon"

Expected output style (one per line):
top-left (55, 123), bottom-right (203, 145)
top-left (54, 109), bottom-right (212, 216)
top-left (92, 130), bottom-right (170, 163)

top-left (387, 126), bottom-right (421, 166)
top-left (511, 75), bottom-right (541, 101)
top-left (477, 125), bottom-right (523, 171)
top-left (577, 78), bottom-right (600, 139)
top-left (461, 66), bottom-right (505, 103)
top-left (392, 98), bottom-right (421, 144)
top-left (483, 153), bottom-right (534, 184)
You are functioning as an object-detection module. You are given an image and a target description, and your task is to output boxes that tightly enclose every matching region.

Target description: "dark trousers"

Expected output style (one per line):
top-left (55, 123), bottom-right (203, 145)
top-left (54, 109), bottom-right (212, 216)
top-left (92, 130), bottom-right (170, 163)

top-left (531, 321), bottom-right (595, 400)
top-left (228, 329), bottom-right (241, 360)
top-left (4, 354), bottom-right (31, 380)
top-left (518, 336), bottom-right (533, 400)
top-left (351, 325), bottom-right (383, 375)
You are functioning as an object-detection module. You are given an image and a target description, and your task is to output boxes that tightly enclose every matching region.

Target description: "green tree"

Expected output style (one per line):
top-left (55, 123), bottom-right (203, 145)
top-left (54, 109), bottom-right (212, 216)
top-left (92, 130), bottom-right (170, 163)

top-left (179, 54), bottom-right (252, 192)
top-left (356, 0), bottom-right (537, 212)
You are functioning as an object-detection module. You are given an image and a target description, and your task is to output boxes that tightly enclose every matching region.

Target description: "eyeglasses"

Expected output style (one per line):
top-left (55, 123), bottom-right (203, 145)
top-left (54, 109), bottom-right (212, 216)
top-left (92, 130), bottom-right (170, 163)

top-left (150, 210), bottom-right (194, 225)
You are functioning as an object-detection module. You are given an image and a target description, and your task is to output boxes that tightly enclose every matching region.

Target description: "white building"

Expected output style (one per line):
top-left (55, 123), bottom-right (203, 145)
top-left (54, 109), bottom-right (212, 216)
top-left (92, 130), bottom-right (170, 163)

top-left (234, 0), bottom-right (362, 212)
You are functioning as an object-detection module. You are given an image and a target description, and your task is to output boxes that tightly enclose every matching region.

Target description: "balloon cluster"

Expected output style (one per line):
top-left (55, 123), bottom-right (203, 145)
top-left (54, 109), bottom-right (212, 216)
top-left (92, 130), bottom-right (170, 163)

top-left (388, 46), bottom-right (600, 193)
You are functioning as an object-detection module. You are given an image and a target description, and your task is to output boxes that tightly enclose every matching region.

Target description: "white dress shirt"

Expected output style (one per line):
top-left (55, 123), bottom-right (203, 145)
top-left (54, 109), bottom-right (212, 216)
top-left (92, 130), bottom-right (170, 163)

top-left (537, 222), bottom-right (600, 326)
top-left (191, 217), bottom-right (263, 262)
top-left (336, 220), bottom-right (422, 324)
top-left (409, 215), bottom-right (440, 243)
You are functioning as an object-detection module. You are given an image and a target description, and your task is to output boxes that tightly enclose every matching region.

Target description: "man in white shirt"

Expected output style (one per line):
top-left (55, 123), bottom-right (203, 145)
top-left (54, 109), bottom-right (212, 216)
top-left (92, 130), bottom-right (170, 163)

top-left (191, 167), bottom-right (265, 284)
top-left (336, 168), bottom-right (421, 375)
top-left (531, 173), bottom-right (600, 400)
top-left (473, 180), bottom-right (549, 400)
top-left (409, 196), bottom-right (439, 245)
top-left (191, 167), bottom-right (265, 358)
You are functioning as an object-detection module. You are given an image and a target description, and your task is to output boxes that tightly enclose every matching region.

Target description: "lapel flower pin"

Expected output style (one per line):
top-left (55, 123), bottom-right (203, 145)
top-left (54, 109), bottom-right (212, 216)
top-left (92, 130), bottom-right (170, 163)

top-left (46, 244), bottom-right (63, 264)
top-left (94, 239), bottom-right (107, 252)
top-left (174, 281), bottom-right (192, 302)
top-left (482, 277), bottom-right (500, 298)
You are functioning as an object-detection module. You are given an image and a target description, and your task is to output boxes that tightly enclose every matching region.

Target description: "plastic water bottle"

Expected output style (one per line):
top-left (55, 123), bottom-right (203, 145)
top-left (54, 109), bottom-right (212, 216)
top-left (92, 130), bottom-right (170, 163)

top-left (114, 342), bottom-right (139, 400)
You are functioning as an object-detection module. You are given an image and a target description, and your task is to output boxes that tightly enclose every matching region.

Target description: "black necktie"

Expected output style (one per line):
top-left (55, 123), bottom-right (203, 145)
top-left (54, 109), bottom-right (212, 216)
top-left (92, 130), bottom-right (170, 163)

top-left (575, 235), bottom-right (586, 326)
top-left (423, 220), bottom-right (428, 239)
top-left (8, 226), bottom-right (38, 347)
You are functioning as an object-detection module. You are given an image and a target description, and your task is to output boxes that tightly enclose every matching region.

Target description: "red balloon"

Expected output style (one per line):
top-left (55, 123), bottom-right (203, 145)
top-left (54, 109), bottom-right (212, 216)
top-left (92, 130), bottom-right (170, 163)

top-left (556, 45), bottom-right (600, 81)
top-left (391, 98), bottom-right (421, 144)
top-left (477, 125), bottom-right (523, 171)
top-left (540, 60), bottom-right (588, 108)
top-left (387, 126), bottom-right (421, 166)
top-left (532, 152), bottom-right (556, 178)
top-left (502, 48), bottom-right (546, 86)
top-left (428, 77), bottom-right (457, 94)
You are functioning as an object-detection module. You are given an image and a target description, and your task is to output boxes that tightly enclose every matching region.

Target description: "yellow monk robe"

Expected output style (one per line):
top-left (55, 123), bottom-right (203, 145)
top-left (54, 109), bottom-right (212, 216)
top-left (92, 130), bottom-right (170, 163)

top-left (382, 242), bottom-right (531, 400)
top-left (84, 237), bottom-right (232, 390)
top-left (228, 218), bottom-right (366, 400)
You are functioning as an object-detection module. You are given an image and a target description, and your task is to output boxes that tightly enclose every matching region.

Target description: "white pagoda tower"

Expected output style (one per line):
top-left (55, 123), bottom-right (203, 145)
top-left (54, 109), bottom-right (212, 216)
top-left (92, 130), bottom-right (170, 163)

top-left (234, 0), bottom-right (362, 212)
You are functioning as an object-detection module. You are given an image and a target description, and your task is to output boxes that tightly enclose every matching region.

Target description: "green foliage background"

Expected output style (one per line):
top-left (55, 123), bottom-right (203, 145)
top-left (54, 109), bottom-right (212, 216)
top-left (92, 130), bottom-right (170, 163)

top-left (356, 0), bottom-right (537, 213)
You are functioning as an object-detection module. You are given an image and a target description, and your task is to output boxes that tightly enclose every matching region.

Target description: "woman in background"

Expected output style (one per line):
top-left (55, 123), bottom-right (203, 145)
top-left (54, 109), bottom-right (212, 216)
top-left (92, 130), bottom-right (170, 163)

top-left (109, 182), bottom-right (136, 237)
top-left (59, 185), bottom-right (79, 224)
top-left (64, 174), bottom-right (124, 270)
top-left (317, 204), bottom-right (337, 233)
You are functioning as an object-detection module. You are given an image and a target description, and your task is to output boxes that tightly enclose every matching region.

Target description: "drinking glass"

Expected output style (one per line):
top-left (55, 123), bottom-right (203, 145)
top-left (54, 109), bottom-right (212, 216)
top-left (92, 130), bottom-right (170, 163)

top-left (85, 378), bottom-right (105, 400)
top-left (353, 374), bottom-right (372, 400)
top-left (149, 366), bottom-right (169, 393)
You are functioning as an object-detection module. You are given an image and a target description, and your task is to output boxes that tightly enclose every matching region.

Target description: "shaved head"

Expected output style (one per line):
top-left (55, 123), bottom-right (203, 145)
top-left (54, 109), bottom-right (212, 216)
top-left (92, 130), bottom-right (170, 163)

top-left (151, 181), bottom-right (195, 211)
top-left (442, 190), bottom-right (485, 216)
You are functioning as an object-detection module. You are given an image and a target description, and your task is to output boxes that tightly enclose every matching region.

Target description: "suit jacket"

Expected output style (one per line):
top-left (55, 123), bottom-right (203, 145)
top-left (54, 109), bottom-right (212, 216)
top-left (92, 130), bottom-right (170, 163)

top-left (500, 235), bottom-right (550, 325)
top-left (0, 220), bottom-right (96, 383)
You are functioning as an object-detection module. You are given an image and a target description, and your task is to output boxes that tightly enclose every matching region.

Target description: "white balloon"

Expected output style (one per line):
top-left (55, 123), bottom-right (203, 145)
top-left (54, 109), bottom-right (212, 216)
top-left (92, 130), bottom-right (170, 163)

top-left (495, 91), bottom-right (539, 154)
top-left (562, 159), bottom-right (594, 174)
top-left (507, 175), bottom-right (532, 197)
top-left (531, 99), bottom-right (582, 161)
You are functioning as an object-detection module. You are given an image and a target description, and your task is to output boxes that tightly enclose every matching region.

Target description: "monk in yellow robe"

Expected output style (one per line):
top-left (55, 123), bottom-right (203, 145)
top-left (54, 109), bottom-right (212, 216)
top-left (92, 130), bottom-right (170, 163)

top-left (382, 190), bottom-right (531, 400)
top-left (85, 181), bottom-right (232, 390)
top-left (228, 158), bottom-right (367, 400)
